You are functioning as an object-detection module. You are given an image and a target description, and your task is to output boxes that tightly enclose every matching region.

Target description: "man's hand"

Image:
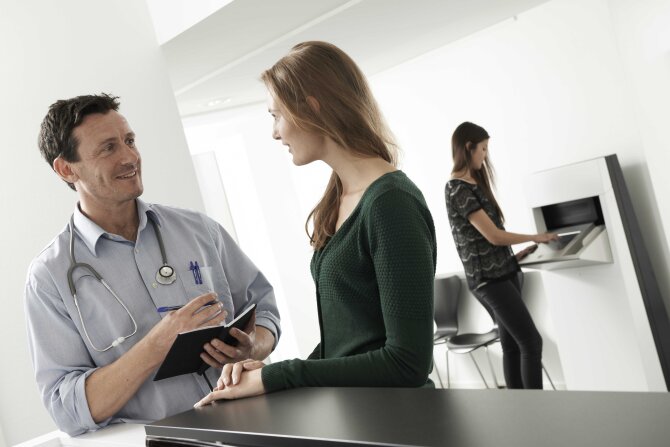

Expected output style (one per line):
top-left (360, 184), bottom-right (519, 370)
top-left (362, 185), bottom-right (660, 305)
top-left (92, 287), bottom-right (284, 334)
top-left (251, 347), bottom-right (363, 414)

top-left (146, 292), bottom-right (227, 360)
top-left (201, 311), bottom-right (258, 368)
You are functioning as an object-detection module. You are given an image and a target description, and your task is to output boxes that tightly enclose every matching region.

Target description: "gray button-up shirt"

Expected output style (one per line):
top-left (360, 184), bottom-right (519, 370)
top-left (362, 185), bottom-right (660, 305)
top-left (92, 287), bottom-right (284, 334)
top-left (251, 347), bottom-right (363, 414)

top-left (24, 199), bottom-right (280, 435)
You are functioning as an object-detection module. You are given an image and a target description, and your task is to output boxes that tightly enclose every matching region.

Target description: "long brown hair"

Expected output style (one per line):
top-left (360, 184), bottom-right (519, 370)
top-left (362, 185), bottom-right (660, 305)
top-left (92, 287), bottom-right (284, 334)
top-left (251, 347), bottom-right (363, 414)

top-left (261, 41), bottom-right (398, 249)
top-left (451, 121), bottom-right (504, 222)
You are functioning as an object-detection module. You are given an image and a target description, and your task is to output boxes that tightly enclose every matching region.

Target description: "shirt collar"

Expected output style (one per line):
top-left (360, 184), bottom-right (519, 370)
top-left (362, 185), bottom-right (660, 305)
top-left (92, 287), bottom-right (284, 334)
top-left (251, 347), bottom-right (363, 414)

top-left (137, 198), bottom-right (163, 230)
top-left (71, 198), bottom-right (161, 257)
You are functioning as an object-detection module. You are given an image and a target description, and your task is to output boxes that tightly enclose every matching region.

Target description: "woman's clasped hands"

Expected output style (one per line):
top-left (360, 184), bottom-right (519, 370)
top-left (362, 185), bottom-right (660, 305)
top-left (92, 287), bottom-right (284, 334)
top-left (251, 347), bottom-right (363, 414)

top-left (194, 359), bottom-right (266, 408)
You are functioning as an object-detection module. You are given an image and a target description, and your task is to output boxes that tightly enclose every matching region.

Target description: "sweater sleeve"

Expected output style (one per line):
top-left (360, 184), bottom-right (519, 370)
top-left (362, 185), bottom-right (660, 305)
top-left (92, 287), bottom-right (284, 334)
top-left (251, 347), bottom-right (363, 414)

top-left (262, 189), bottom-right (436, 392)
top-left (306, 344), bottom-right (321, 360)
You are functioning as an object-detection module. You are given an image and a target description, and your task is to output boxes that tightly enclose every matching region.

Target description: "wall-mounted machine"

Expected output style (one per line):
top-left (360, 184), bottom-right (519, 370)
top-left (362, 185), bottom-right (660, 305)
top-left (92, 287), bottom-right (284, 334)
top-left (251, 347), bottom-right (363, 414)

top-left (520, 154), bottom-right (670, 392)
top-left (520, 195), bottom-right (611, 269)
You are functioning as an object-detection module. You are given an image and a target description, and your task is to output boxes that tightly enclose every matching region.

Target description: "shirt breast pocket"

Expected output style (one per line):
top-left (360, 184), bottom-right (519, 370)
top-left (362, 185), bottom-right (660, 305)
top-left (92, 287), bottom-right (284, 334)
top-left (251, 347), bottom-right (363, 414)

top-left (179, 264), bottom-right (215, 300)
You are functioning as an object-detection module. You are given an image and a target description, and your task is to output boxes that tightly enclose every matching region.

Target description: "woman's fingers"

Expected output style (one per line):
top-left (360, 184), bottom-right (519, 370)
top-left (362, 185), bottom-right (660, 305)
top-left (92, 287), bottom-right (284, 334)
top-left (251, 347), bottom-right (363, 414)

top-left (221, 362), bottom-right (234, 387)
top-left (232, 359), bottom-right (260, 385)
top-left (243, 360), bottom-right (265, 371)
top-left (194, 390), bottom-right (225, 407)
top-left (232, 362), bottom-right (245, 385)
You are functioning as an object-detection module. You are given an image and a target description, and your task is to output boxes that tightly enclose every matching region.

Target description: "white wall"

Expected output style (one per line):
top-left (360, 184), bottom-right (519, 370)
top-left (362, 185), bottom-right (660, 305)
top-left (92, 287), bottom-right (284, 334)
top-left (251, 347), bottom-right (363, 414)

top-left (607, 0), bottom-right (670, 313)
top-left (0, 1), bottom-right (203, 444)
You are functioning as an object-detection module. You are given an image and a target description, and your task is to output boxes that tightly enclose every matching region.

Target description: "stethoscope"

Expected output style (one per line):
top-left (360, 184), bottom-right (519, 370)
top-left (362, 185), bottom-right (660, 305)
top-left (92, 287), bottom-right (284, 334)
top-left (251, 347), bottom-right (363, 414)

top-left (67, 214), bottom-right (176, 352)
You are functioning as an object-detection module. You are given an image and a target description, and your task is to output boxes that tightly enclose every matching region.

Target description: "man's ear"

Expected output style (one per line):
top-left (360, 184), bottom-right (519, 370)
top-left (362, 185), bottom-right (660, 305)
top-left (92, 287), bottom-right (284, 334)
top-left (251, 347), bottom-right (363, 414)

top-left (306, 96), bottom-right (320, 113)
top-left (53, 156), bottom-right (78, 185)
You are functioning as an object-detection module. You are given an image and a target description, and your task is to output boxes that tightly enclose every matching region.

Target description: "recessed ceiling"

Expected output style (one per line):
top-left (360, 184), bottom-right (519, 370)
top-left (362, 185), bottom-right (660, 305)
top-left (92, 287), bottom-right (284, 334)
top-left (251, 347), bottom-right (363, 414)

top-left (160, 0), bottom-right (550, 117)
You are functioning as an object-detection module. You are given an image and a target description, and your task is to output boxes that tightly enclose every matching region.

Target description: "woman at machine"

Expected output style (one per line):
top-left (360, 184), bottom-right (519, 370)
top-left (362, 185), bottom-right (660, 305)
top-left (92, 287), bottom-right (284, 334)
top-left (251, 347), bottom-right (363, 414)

top-left (445, 121), bottom-right (556, 389)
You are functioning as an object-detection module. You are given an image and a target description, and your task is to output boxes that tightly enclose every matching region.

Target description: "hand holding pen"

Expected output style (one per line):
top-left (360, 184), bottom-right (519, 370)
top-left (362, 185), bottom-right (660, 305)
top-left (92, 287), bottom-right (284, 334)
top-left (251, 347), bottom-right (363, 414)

top-left (147, 293), bottom-right (228, 356)
top-left (157, 299), bottom-right (219, 313)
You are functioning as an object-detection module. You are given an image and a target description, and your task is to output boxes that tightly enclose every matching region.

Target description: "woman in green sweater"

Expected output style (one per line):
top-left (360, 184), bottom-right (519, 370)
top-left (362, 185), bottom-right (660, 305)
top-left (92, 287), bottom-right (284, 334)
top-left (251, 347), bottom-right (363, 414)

top-left (195, 41), bottom-right (437, 406)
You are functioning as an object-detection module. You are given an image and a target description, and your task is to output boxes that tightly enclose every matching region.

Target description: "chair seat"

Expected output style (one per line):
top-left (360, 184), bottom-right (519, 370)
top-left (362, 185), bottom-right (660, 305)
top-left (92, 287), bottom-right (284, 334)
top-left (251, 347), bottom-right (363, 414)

top-left (434, 329), bottom-right (457, 344)
top-left (446, 329), bottom-right (499, 353)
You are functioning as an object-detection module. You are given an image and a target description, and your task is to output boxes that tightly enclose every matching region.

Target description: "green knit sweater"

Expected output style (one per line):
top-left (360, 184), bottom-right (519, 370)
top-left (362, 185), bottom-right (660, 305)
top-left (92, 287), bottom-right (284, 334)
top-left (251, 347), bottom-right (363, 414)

top-left (262, 171), bottom-right (437, 392)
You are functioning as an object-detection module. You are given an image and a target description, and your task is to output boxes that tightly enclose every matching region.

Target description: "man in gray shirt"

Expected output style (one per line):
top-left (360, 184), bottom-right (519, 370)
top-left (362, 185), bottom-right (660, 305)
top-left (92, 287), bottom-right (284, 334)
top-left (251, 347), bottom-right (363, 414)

top-left (25, 93), bottom-right (280, 435)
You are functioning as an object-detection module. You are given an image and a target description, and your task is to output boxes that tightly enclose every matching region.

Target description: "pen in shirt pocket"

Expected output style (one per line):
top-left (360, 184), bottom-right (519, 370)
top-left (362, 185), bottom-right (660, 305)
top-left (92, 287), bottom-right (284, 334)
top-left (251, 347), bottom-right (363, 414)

top-left (189, 261), bottom-right (203, 285)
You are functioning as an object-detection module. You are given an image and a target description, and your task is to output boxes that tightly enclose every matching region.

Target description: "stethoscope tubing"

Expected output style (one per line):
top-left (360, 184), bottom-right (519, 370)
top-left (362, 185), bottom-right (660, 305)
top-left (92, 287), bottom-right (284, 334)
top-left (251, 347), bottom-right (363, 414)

top-left (67, 214), bottom-right (173, 352)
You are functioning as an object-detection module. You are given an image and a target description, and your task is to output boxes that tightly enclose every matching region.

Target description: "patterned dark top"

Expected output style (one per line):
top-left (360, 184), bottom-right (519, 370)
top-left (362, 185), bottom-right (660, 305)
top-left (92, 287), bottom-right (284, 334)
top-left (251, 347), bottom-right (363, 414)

top-left (262, 171), bottom-right (437, 392)
top-left (445, 179), bottom-right (519, 290)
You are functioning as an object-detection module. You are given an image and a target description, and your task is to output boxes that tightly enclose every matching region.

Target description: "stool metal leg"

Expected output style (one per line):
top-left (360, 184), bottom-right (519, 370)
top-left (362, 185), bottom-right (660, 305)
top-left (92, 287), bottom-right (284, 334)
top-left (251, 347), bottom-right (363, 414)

top-left (433, 354), bottom-right (444, 388)
top-left (542, 362), bottom-right (556, 390)
top-left (483, 346), bottom-right (501, 389)
top-left (445, 350), bottom-right (451, 389)
top-left (469, 352), bottom-right (489, 389)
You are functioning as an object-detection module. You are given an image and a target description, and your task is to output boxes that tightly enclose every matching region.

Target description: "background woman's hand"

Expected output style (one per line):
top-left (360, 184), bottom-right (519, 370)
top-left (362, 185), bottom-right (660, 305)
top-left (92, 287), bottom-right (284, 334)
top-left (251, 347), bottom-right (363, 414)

top-left (515, 244), bottom-right (538, 261)
top-left (533, 232), bottom-right (559, 243)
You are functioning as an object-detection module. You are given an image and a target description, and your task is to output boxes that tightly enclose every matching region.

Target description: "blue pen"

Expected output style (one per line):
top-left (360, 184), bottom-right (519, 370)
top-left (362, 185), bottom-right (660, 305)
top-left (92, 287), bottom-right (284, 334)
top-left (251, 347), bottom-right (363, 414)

top-left (189, 261), bottom-right (203, 285)
top-left (194, 261), bottom-right (203, 285)
top-left (157, 300), bottom-right (218, 313)
top-left (156, 304), bottom-right (185, 313)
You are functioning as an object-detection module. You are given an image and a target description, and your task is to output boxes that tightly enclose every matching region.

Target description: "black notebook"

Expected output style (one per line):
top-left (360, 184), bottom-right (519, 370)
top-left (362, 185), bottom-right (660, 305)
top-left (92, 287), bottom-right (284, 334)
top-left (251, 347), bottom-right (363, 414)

top-left (153, 303), bottom-right (256, 381)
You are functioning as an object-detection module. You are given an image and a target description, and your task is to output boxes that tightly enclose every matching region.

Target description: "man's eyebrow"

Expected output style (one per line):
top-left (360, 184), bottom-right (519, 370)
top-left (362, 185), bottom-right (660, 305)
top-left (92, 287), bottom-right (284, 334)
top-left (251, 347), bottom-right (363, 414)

top-left (96, 136), bottom-right (117, 148)
top-left (94, 132), bottom-right (135, 149)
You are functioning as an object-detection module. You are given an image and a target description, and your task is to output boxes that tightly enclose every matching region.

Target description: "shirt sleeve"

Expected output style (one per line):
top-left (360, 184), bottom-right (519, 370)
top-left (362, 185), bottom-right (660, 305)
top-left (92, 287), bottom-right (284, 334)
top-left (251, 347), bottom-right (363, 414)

top-left (24, 260), bottom-right (111, 436)
top-left (262, 189), bottom-right (436, 391)
top-left (447, 182), bottom-right (482, 218)
top-left (202, 215), bottom-right (281, 347)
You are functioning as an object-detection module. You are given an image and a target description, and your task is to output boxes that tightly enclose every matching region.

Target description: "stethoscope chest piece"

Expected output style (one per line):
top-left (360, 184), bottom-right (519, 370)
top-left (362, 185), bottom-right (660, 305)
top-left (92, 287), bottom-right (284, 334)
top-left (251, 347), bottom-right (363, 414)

top-left (156, 265), bottom-right (177, 285)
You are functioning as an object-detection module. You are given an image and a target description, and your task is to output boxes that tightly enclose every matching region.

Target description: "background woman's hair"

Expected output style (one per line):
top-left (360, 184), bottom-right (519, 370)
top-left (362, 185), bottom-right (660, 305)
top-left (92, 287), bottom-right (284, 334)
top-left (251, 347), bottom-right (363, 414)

top-left (451, 121), bottom-right (504, 222)
top-left (261, 41), bottom-right (398, 249)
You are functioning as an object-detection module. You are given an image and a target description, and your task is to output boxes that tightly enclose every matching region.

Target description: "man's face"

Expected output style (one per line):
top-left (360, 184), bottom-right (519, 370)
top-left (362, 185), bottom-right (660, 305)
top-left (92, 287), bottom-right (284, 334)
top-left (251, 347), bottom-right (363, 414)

top-left (67, 111), bottom-right (143, 209)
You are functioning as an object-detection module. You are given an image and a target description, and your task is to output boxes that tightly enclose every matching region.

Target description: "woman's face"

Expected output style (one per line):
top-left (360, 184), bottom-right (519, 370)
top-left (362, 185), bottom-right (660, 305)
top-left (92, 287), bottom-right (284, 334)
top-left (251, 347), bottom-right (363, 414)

top-left (268, 93), bottom-right (324, 166)
top-left (469, 139), bottom-right (489, 171)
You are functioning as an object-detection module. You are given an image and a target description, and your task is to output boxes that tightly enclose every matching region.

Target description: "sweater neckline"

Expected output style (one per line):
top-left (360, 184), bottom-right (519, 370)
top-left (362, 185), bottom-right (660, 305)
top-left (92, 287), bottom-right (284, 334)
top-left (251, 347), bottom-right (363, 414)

top-left (320, 170), bottom-right (403, 253)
